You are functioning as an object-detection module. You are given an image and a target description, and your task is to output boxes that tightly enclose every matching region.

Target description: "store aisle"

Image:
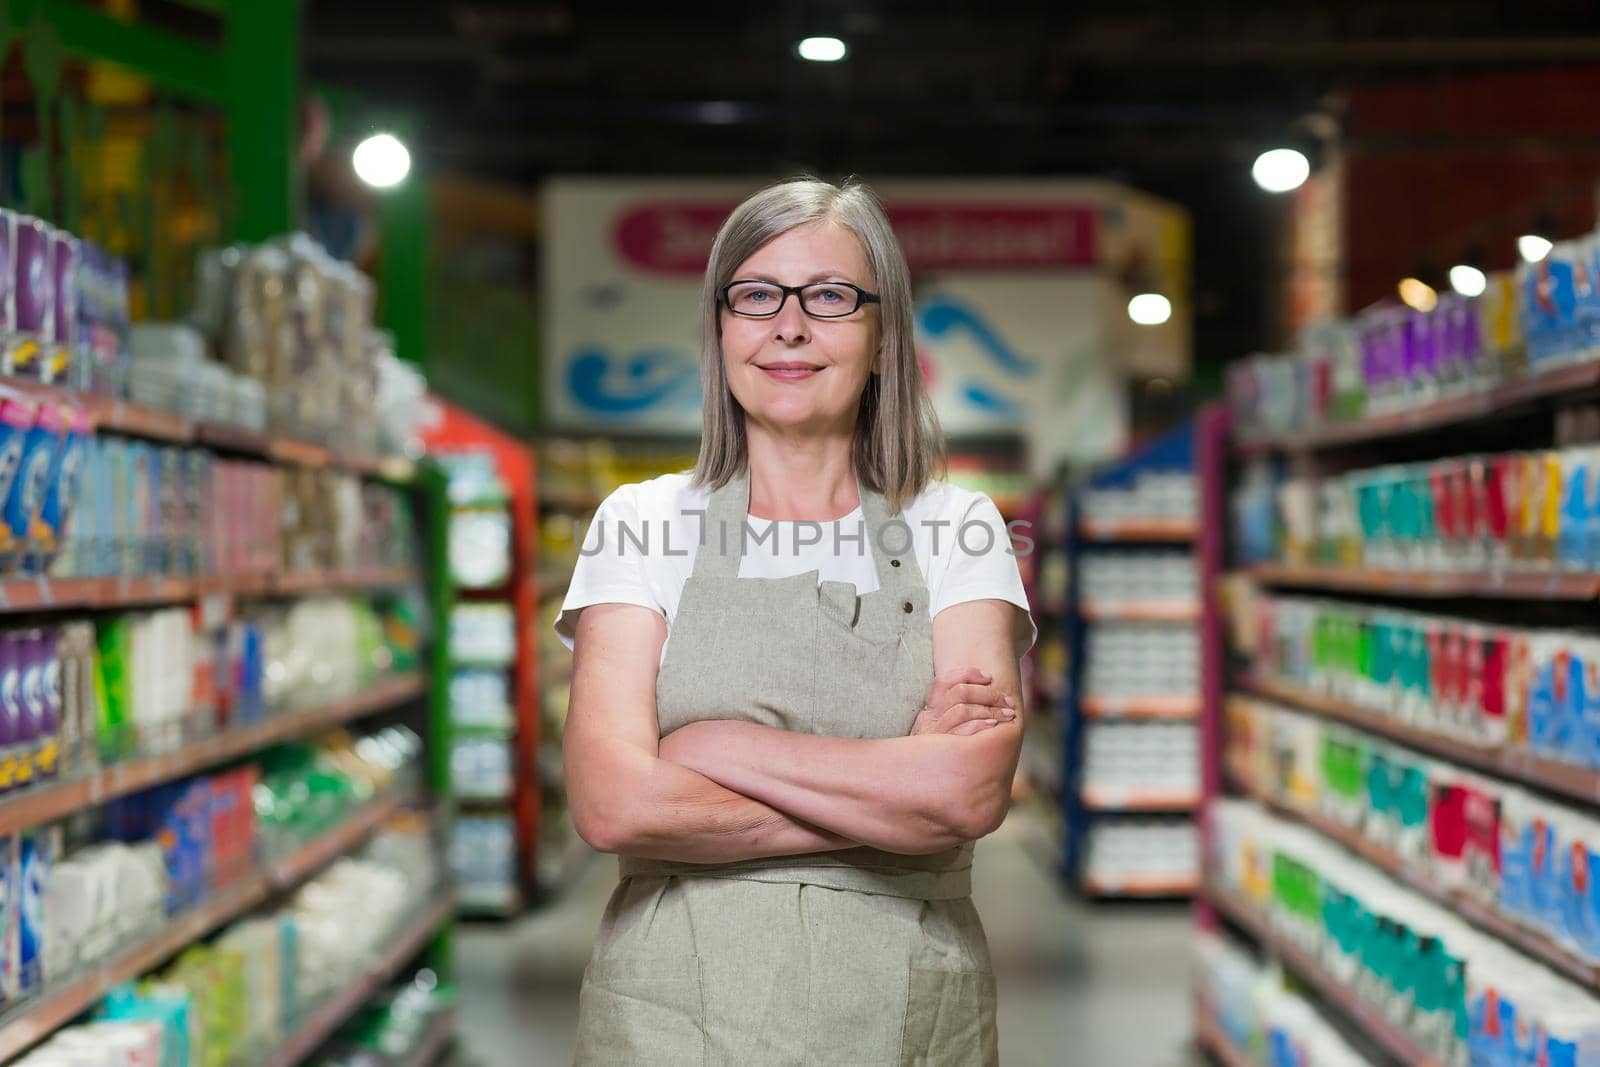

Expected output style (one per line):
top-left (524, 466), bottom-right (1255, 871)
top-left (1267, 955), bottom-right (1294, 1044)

top-left (452, 805), bottom-right (1197, 1066)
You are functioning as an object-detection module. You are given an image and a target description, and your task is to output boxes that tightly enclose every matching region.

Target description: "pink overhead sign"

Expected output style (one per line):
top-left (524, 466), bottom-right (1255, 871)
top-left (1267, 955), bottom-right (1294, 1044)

top-left (613, 201), bottom-right (1099, 275)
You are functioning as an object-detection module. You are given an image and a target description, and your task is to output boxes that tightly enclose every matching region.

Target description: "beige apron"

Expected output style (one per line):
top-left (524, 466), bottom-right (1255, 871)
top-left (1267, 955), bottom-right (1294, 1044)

top-left (573, 465), bottom-right (999, 1066)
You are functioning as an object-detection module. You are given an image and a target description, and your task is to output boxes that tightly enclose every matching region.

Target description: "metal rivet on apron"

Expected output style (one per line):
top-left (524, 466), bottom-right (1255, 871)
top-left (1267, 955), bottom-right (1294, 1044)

top-left (902, 601), bottom-right (913, 613)
top-left (889, 558), bottom-right (901, 567)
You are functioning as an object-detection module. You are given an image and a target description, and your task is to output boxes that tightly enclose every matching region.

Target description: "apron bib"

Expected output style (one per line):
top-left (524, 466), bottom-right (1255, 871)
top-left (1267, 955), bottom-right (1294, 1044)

top-left (573, 466), bottom-right (999, 1066)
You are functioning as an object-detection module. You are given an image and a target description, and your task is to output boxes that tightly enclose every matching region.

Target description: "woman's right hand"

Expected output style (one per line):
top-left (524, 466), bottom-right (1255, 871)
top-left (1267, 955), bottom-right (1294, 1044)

top-left (910, 665), bottom-right (1017, 736)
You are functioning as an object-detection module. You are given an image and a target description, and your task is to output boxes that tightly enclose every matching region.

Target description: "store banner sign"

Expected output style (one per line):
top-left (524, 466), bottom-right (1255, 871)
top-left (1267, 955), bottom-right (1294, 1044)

top-left (612, 201), bottom-right (1097, 276)
top-left (544, 180), bottom-right (1112, 436)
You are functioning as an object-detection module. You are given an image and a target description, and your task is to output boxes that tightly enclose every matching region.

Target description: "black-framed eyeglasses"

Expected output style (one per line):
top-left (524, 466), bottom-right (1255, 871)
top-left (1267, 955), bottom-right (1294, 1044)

top-left (719, 279), bottom-right (881, 319)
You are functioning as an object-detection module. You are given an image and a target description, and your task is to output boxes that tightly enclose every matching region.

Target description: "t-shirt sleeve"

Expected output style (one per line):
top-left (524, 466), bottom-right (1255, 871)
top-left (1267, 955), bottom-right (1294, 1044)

top-left (553, 484), bottom-right (665, 651)
top-left (930, 490), bottom-right (1038, 657)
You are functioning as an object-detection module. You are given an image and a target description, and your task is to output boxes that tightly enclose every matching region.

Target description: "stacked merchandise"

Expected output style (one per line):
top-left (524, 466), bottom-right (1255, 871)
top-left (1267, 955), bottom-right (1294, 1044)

top-left (1065, 421), bottom-right (1203, 898)
top-left (0, 212), bottom-right (450, 1060)
top-left (1206, 227), bottom-right (1600, 1067)
top-left (10, 812), bottom-right (440, 1067)
top-left (0, 595), bottom-right (417, 803)
top-left (1210, 802), bottom-right (1600, 1066)
top-left (311, 969), bottom-right (456, 1067)
top-left (1194, 930), bottom-right (1377, 1066)
top-left (441, 452), bottom-right (522, 914)
top-left (535, 438), bottom-right (697, 886)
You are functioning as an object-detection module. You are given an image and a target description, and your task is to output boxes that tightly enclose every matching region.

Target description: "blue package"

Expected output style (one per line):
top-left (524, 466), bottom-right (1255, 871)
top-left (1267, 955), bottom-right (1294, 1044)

top-left (17, 827), bottom-right (54, 995)
top-left (1, 401), bottom-right (64, 573)
top-left (37, 406), bottom-right (90, 566)
top-left (1560, 452), bottom-right (1590, 571)
top-left (0, 835), bottom-right (13, 1004)
top-left (1527, 644), bottom-right (1562, 758)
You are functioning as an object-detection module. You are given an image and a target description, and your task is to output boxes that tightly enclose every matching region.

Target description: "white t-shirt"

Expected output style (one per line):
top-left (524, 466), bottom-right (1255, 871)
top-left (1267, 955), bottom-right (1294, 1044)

top-left (555, 471), bottom-right (1037, 665)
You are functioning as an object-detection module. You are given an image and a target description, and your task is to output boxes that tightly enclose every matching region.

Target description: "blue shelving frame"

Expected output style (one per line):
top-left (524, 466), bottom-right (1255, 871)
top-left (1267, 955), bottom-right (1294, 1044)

top-left (1060, 419), bottom-right (1200, 895)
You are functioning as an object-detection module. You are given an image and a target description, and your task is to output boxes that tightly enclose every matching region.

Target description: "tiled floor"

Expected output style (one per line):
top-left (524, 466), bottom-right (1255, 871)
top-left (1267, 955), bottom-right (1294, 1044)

top-left (451, 806), bottom-right (1198, 1066)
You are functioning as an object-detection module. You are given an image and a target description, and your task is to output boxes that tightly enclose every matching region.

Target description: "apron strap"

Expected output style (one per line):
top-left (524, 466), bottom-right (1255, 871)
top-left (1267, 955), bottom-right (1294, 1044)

top-left (693, 463), bottom-right (919, 594)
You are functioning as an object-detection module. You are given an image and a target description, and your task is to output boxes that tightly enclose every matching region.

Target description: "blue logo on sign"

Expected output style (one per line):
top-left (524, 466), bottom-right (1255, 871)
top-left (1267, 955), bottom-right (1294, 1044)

top-left (567, 346), bottom-right (700, 416)
top-left (917, 296), bottom-right (1037, 419)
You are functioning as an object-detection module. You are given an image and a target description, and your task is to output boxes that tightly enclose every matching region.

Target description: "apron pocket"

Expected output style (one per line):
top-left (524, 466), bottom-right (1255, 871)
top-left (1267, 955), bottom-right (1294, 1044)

top-left (575, 955), bottom-right (707, 1066)
top-left (899, 967), bottom-right (998, 1067)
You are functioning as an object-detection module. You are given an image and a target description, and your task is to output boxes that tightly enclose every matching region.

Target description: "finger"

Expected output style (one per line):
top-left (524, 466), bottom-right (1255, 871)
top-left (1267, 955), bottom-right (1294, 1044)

top-left (936, 665), bottom-right (993, 688)
top-left (948, 717), bottom-right (1001, 736)
top-left (944, 702), bottom-right (1016, 728)
top-left (950, 697), bottom-right (1016, 724)
top-left (951, 682), bottom-right (1010, 708)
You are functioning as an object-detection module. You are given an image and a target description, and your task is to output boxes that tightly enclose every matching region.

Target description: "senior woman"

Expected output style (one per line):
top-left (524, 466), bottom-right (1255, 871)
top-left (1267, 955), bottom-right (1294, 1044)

top-left (555, 176), bottom-right (1036, 1065)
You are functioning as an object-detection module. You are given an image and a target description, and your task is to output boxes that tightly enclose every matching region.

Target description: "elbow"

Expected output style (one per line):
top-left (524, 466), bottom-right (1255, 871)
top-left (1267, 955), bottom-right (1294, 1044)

top-left (571, 804), bottom-right (621, 854)
top-left (571, 793), bottom-right (638, 855)
top-left (948, 783), bottom-right (1011, 842)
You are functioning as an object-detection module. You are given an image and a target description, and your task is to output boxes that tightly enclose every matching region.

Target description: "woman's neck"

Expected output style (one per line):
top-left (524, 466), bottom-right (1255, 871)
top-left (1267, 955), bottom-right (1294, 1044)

top-left (744, 425), bottom-right (859, 521)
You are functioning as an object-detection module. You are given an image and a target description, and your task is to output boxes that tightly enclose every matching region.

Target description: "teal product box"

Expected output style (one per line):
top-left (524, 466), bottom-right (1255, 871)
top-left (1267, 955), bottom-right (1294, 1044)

top-left (99, 982), bottom-right (192, 1067)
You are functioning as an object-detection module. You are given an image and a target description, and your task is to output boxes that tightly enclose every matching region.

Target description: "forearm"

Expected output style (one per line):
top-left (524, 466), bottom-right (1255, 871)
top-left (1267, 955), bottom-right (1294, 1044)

top-left (569, 742), bottom-right (857, 863)
top-left (661, 720), bottom-right (1017, 854)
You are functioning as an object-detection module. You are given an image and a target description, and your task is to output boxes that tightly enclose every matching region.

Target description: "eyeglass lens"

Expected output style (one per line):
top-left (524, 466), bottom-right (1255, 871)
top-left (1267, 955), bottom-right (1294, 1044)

top-left (726, 282), bottom-right (862, 317)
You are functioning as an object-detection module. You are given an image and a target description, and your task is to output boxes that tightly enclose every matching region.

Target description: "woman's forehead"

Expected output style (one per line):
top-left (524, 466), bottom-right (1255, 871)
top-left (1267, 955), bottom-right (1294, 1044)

top-left (738, 220), bottom-right (870, 277)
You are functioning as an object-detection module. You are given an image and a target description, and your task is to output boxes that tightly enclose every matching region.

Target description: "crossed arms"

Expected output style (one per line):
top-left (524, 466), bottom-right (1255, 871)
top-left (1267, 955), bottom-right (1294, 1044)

top-left (563, 598), bottom-right (1027, 862)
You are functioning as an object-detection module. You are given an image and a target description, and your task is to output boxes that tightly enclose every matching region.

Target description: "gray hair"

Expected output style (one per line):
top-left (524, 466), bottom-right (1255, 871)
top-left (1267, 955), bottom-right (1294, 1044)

top-left (690, 175), bottom-right (946, 513)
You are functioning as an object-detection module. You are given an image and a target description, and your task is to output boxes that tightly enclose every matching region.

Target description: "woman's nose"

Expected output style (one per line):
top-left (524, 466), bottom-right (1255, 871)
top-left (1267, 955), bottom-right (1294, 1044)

top-left (772, 296), bottom-right (810, 341)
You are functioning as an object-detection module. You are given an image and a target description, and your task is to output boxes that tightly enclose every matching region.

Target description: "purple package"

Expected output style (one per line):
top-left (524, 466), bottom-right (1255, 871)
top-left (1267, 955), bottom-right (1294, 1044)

top-left (22, 631), bottom-right (52, 782)
top-left (0, 635), bottom-right (17, 793)
top-left (8, 217), bottom-right (53, 380)
top-left (47, 232), bottom-right (78, 385)
top-left (1405, 308), bottom-right (1438, 388)
top-left (37, 630), bottom-right (56, 782)
top-left (0, 210), bottom-right (16, 338)
top-left (13, 631), bottom-right (39, 788)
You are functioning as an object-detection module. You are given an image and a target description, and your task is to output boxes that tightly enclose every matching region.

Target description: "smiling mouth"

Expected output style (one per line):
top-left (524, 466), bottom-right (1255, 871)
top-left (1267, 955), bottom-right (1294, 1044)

top-left (757, 362), bottom-right (825, 380)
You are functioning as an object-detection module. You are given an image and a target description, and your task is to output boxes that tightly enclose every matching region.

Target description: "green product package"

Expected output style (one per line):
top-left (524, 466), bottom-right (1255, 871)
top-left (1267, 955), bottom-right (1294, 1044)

top-left (93, 617), bottom-right (132, 762)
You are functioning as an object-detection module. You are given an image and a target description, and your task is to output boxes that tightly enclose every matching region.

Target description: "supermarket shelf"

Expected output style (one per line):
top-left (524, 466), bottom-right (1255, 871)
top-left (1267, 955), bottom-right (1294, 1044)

top-left (1232, 360), bottom-right (1600, 456)
top-left (1202, 879), bottom-right (1443, 1067)
top-left (258, 891), bottom-right (457, 1067)
top-left (1081, 694), bottom-right (1200, 720)
top-left (1250, 562), bottom-right (1600, 601)
top-left (1080, 787), bottom-right (1199, 813)
top-left (1082, 873), bottom-right (1196, 897)
top-left (3, 380), bottom-right (418, 481)
top-left (1233, 775), bottom-right (1600, 989)
top-left (0, 673), bottom-right (423, 835)
top-left (1077, 517), bottom-right (1198, 543)
top-left (1080, 599), bottom-right (1201, 623)
top-left (1233, 679), bottom-right (1600, 808)
top-left (0, 566), bottom-right (418, 614)
top-left (1195, 998), bottom-right (1256, 1067)
top-left (0, 793), bottom-right (410, 1063)
top-left (397, 1008), bottom-right (457, 1067)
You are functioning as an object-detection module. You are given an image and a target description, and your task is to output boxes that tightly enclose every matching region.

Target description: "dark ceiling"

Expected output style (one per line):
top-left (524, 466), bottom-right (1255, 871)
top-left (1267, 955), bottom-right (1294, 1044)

top-left (304, 1), bottom-right (1600, 375)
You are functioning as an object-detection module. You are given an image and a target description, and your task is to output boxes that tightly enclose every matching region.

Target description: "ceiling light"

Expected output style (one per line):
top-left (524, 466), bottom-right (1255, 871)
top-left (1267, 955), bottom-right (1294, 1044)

top-left (352, 132), bottom-right (410, 188)
top-left (1127, 293), bottom-right (1172, 326)
top-left (1517, 234), bottom-right (1554, 263)
top-left (1251, 148), bottom-right (1310, 194)
top-left (1448, 264), bottom-right (1487, 298)
top-left (798, 37), bottom-right (847, 62)
top-left (1397, 277), bottom-right (1438, 312)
